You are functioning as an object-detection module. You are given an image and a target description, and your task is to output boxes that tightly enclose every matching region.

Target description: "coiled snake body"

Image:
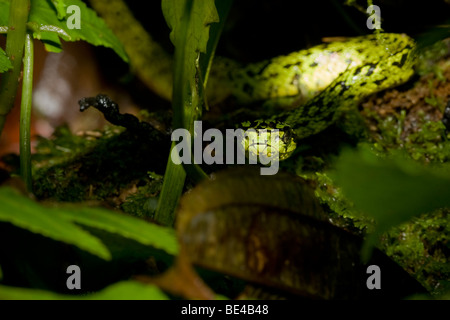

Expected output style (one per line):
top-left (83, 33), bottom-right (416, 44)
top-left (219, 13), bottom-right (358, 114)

top-left (207, 33), bottom-right (416, 160)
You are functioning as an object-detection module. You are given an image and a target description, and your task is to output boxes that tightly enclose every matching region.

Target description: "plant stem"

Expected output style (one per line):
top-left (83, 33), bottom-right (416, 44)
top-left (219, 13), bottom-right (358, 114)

top-left (0, 0), bottom-right (30, 136)
top-left (20, 33), bottom-right (33, 192)
top-left (155, 144), bottom-right (187, 226)
top-left (155, 0), bottom-right (232, 226)
top-left (154, 1), bottom-right (193, 227)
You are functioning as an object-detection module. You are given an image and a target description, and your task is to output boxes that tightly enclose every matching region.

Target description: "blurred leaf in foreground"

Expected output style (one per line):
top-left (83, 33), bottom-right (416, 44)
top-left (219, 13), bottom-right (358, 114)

top-left (0, 281), bottom-right (168, 300)
top-left (0, 187), bottom-right (178, 260)
top-left (174, 168), bottom-right (426, 299)
top-left (331, 145), bottom-right (450, 256)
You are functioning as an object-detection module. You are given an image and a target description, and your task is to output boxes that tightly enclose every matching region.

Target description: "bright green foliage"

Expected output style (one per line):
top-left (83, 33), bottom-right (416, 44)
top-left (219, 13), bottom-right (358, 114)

top-left (0, 187), bottom-right (178, 260)
top-left (0, 0), bottom-right (128, 61)
top-left (0, 281), bottom-right (169, 300)
top-left (50, 0), bottom-right (67, 19)
top-left (0, 47), bottom-right (12, 73)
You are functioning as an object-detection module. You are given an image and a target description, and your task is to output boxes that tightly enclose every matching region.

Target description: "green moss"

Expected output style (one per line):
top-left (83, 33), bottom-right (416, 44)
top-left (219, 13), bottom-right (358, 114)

top-left (416, 39), bottom-right (450, 79)
top-left (312, 172), bottom-right (374, 233)
top-left (121, 174), bottom-right (163, 219)
top-left (379, 209), bottom-right (450, 295)
top-left (296, 159), bottom-right (449, 296)
top-left (31, 124), bottom-right (169, 204)
top-left (405, 121), bottom-right (450, 162)
top-left (32, 125), bottom-right (123, 202)
top-left (369, 108), bottom-right (450, 163)
top-left (33, 125), bottom-right (104, 168)
top-left (368, 109), bottom-right (406, 153)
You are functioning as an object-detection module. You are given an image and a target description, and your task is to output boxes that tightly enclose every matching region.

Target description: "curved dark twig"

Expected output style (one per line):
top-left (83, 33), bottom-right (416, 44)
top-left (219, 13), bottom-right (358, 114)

top-left (78, 94), bottom-right (159, 137)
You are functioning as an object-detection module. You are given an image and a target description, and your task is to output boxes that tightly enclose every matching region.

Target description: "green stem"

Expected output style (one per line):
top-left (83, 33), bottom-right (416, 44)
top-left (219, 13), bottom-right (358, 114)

top-left (155, 0), bottom-right (232, 226)
top-left (154, 143), bottom-right (187, 226)
top-left (0, 0), bottom-right (30, 136)
top-left (154, 1), bottom-right (193, 227)
top-left (20, 33), bottom-right (33, 192)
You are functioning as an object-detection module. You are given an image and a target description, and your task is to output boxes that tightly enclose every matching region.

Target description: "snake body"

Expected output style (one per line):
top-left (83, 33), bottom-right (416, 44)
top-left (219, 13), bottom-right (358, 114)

top-left (208, 33), bottom-right (416, 159)
top-left (88, 1), bottom-right (417, 161)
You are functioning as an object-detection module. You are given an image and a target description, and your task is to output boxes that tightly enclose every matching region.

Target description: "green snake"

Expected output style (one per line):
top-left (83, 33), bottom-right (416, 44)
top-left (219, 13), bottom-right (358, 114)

top-left (207, 33), bottom-right (416, 160)
top-left (89, 1), bottom-right (417, 161)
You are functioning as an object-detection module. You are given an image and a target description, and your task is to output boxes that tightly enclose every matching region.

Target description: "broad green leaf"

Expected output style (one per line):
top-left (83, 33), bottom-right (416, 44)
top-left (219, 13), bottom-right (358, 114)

top-left (0, 0), bottom-right (128, 61)
top-left (331, 145), bottom-right (450, 257)
top-left (0, 187), bottom-right (111, 260)
top-left (0, 187), bottom-right (178, 260)
top-left (162, 0), bottom-right (219, 55)
top-left (57, 206), bottom-right (179, 256)
top-left (0, 281), bottom-right (169, 300)
top-left (0, 47), bottom-right (12, 73)
top-left (31, 0), bottom-right (128, 61)
top-left (161, 0), bottom-right (219, 101)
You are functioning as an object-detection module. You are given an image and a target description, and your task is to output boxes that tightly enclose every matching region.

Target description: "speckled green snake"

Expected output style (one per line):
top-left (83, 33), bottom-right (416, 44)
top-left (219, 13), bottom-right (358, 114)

top-left (90, 1), bottom-right (417, 161)
top-left (208, 33), bottom-right (416, 160)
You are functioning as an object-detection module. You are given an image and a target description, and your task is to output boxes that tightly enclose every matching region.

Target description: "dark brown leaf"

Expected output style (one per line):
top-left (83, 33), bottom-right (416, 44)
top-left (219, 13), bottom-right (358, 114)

top-left (176, 168), bottom-right (427, 299)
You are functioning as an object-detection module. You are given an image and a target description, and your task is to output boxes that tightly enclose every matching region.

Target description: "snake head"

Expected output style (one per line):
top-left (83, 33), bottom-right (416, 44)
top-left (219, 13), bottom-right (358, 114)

top-left (241, 120), bottom-right (297, 161)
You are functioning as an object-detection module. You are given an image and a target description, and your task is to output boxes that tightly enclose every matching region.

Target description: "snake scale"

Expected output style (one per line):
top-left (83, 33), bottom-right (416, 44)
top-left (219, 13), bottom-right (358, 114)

top-left (90, 0), bottom-right (417, 161)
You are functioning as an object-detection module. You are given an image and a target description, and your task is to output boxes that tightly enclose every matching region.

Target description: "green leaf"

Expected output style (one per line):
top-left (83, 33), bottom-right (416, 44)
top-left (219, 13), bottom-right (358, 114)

top-left (0, 281), bottom-right (169, 300)
top-left (57, 206), bottom-right (179, 256)
top-left (0, 0), bottom-right (128, 61)
top-left (0, 187), bottom-right (178, 260)
top-left (0, 47), bottom-right (12, 73)
top-left (162, 0), bottom-right (219, 123)
top-left (50, 0), bottom-right (67, 19)
top-left (331, 145), bottom-right (450, 258)
top-left (0, 187), bottom-right (111, 260)
top-left (162, 0), bottom-right (219, 55)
